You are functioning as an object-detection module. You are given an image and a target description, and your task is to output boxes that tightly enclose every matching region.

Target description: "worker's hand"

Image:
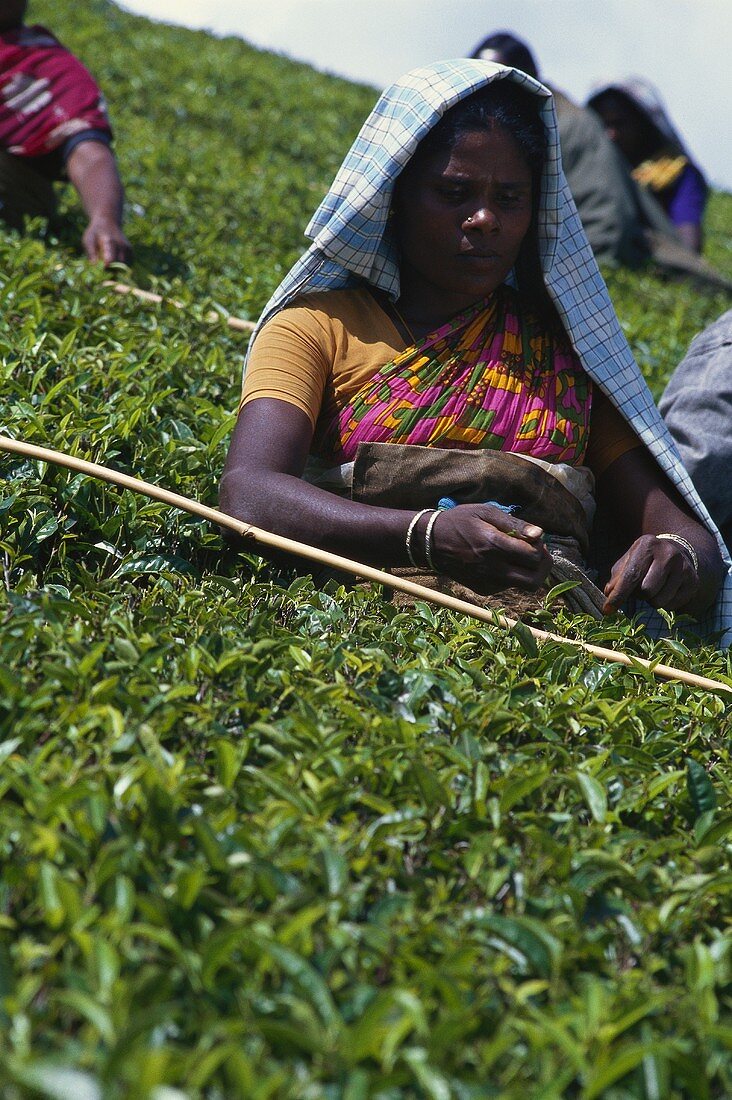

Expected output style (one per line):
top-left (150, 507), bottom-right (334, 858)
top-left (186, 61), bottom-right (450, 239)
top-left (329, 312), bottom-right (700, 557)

top-left (603, 534), bottom-right (699, 614)
top-left (82, 215), bottom-right (132, 266)
top-left (427, 503), bottom-right (552, 593)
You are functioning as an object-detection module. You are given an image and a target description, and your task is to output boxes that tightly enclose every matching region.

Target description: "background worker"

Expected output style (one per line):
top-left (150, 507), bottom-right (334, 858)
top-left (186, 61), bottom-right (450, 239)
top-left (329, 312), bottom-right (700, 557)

top-left (660, 311), bottom-right (732, 552)
top-left (0, 0), bottom-right (131, 264)
top-left (587, 78), bottom-right (708, 254)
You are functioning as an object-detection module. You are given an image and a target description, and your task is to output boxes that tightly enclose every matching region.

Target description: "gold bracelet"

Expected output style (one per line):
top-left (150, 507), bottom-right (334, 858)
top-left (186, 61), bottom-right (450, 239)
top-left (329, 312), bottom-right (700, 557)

top-left (656, 533), bottom-right (699, 574)
top-left (406, 508), bottom-right (434, 567)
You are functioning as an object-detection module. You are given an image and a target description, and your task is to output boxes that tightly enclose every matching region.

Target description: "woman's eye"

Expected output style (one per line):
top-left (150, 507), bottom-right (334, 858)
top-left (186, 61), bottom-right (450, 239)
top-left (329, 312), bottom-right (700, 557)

top-left (436, 186), bottom-right (468, 202)
top-left (497, 192), bottom-right (530, 208)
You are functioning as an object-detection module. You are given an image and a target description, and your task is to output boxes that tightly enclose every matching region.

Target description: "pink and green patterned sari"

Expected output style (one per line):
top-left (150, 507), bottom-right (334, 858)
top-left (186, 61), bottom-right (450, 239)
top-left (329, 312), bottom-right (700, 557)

top-left (312, 285), bottom-right (592, 468)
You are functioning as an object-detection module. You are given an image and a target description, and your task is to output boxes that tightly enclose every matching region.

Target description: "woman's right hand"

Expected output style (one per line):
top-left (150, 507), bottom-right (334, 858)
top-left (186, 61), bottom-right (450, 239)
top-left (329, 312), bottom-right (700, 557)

top-left (425, 503), bottom-right (553, 593)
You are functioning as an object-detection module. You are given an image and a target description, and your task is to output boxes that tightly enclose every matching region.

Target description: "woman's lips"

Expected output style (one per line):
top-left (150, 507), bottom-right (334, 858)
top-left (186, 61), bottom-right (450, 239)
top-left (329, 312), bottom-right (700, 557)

top-left (459, 250), bottom-right (501, 262)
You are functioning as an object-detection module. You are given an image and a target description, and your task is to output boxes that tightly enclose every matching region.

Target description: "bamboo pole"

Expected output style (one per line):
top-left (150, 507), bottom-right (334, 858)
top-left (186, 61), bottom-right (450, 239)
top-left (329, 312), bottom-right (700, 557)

top-left (0, 434), bottom-right (729, 696)
top-left (103, 281), bottom-right (255, 332)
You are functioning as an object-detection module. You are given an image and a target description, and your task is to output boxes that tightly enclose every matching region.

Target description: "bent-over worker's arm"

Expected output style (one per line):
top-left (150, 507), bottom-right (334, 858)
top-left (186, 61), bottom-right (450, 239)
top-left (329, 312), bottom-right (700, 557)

top-left (65, 140), bottom-right (132, 265)
top-left (597, 445), bottom-right (723, 616)
top-left (668, 167), bottom-right (706, 255)
top-left (676, 222), bottom-right (702, 254)
top-left (219, 397), bottom-right (552, 593)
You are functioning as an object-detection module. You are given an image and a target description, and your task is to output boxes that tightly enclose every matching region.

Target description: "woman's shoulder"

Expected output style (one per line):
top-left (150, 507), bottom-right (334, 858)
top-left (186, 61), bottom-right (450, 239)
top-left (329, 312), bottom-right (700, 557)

top-left (271, 285), bottom-right (400, 348)
top-left (283, 286), bottom-right (380, 323)
top-left (678, 159), bottom-right (707, 193)
top-left (255, 285), bottom-right (403, 360)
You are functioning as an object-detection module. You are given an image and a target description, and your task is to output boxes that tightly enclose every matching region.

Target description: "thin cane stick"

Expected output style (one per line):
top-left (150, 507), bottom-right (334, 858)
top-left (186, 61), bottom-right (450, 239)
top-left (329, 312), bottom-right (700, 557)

top-left (103, 281), bottom-right (255, 333)
top-left (0, 434), bottom-right (729, 696)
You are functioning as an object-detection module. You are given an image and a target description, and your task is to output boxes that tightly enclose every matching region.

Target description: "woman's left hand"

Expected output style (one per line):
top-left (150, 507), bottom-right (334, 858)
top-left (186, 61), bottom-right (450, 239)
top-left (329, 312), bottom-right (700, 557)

top-left (597, 447), bottom-right (724, 619)
top-left (603, 534), bottom-right (699, 614)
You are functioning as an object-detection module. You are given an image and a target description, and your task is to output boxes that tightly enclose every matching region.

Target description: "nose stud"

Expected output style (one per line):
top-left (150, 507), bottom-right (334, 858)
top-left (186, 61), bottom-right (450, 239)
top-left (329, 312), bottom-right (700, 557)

top-left (466, 211), bottom-right (500, 230)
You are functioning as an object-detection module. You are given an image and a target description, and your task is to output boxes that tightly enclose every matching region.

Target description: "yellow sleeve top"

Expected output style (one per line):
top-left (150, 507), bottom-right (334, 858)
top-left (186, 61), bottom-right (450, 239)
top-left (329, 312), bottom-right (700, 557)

top-left (241, 288), bottom-right (404, 430)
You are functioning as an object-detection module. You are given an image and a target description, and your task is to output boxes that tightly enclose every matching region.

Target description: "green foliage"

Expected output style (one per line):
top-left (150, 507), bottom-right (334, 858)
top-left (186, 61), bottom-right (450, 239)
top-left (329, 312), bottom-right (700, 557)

top-left (0, 1), bottom-right (730, 1096)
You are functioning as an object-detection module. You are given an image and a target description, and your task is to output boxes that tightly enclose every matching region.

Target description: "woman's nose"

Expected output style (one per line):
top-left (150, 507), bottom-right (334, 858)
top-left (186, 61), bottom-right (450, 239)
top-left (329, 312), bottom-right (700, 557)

top-left (463, 206), bottom-right (500, 231)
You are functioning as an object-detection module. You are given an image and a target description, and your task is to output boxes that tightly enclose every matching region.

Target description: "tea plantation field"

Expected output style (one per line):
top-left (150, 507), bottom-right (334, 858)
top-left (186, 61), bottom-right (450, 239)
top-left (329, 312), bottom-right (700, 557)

top-left (0, 2), bottom-right (731, 1096)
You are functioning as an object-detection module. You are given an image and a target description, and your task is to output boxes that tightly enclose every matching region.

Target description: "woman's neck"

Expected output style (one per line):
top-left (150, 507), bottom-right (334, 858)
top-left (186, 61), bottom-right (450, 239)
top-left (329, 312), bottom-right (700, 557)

top-left (393, 260), bottom-right (502, 337)
top-left (394, 286), bottom-right (494, 340)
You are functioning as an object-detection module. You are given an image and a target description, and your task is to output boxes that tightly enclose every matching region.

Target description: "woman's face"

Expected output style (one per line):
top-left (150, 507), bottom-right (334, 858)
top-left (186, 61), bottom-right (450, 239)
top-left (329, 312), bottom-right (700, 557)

top-left (591, 94), bottom-right (650, 166)
top-left (393, 127), bottom-right (534, 321)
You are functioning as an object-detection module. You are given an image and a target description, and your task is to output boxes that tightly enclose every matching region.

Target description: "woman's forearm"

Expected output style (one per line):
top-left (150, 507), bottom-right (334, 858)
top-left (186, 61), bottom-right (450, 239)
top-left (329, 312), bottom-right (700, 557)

top-left (219, 462), bottom-right (418, 566)
top-left (65, 140), bottom-right (132, 264)
top-left (66, 139), bottom-right (124, 222)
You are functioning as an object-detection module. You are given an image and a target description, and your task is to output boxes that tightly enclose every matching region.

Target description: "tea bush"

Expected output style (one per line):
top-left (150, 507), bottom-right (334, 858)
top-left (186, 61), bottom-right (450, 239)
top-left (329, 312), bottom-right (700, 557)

top-left (0, 2), bottom-right (731, 1096)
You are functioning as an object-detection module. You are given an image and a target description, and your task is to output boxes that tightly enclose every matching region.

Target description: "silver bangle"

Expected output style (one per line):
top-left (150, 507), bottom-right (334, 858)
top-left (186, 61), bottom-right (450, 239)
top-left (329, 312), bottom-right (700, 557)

top-left (424, 509), bottom-right (442, 571)
top-left (656, 532), bottom-right (699, 574)
top-left (406, 508), bottom-right (433, 567)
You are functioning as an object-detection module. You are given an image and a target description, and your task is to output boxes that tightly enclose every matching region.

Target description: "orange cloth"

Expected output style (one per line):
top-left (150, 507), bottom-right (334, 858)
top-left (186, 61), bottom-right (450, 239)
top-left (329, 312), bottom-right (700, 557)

top-left (241, 289), bottom-right (402, 431)
top-left (242, 287), bottom-right (641, 477)
top-left (586, 387), bottom-right (642, 476)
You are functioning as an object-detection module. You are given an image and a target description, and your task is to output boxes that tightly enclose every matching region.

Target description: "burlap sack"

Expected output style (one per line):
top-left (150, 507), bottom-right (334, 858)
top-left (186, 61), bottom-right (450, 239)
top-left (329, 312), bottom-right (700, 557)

top-left (350, 443), bottom-right (606, 618)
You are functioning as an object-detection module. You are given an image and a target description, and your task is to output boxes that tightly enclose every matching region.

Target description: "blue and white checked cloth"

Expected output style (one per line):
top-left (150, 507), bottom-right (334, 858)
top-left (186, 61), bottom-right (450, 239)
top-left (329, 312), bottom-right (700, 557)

top-left (245, 59), bottom-right (732, 645)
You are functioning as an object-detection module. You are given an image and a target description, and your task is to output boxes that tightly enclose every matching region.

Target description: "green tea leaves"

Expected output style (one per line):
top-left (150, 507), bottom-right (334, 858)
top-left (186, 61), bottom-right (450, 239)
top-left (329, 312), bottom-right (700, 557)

top-left (0, 1), bottom-right (730, 1095)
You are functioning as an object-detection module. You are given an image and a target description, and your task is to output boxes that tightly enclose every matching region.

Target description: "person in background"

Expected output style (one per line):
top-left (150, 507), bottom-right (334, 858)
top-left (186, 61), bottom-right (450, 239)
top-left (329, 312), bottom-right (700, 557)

top-left (587, 78), bottom-right (707, 254)
top-left (469, 32), bottom-right (649, 268)
top-left (660, 311), bottom-right (732, 552)
top-left (0, 0), bottom-right (131, 264)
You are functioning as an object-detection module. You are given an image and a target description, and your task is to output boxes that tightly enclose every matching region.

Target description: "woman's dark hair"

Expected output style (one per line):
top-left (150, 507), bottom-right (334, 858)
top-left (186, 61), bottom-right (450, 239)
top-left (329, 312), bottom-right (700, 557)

top-left (469, 31), bottom-right (539, 80)
top-left (408, 80), bottom-right (545, 187)
top-left (397, 81), bottom-right (560, 329)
